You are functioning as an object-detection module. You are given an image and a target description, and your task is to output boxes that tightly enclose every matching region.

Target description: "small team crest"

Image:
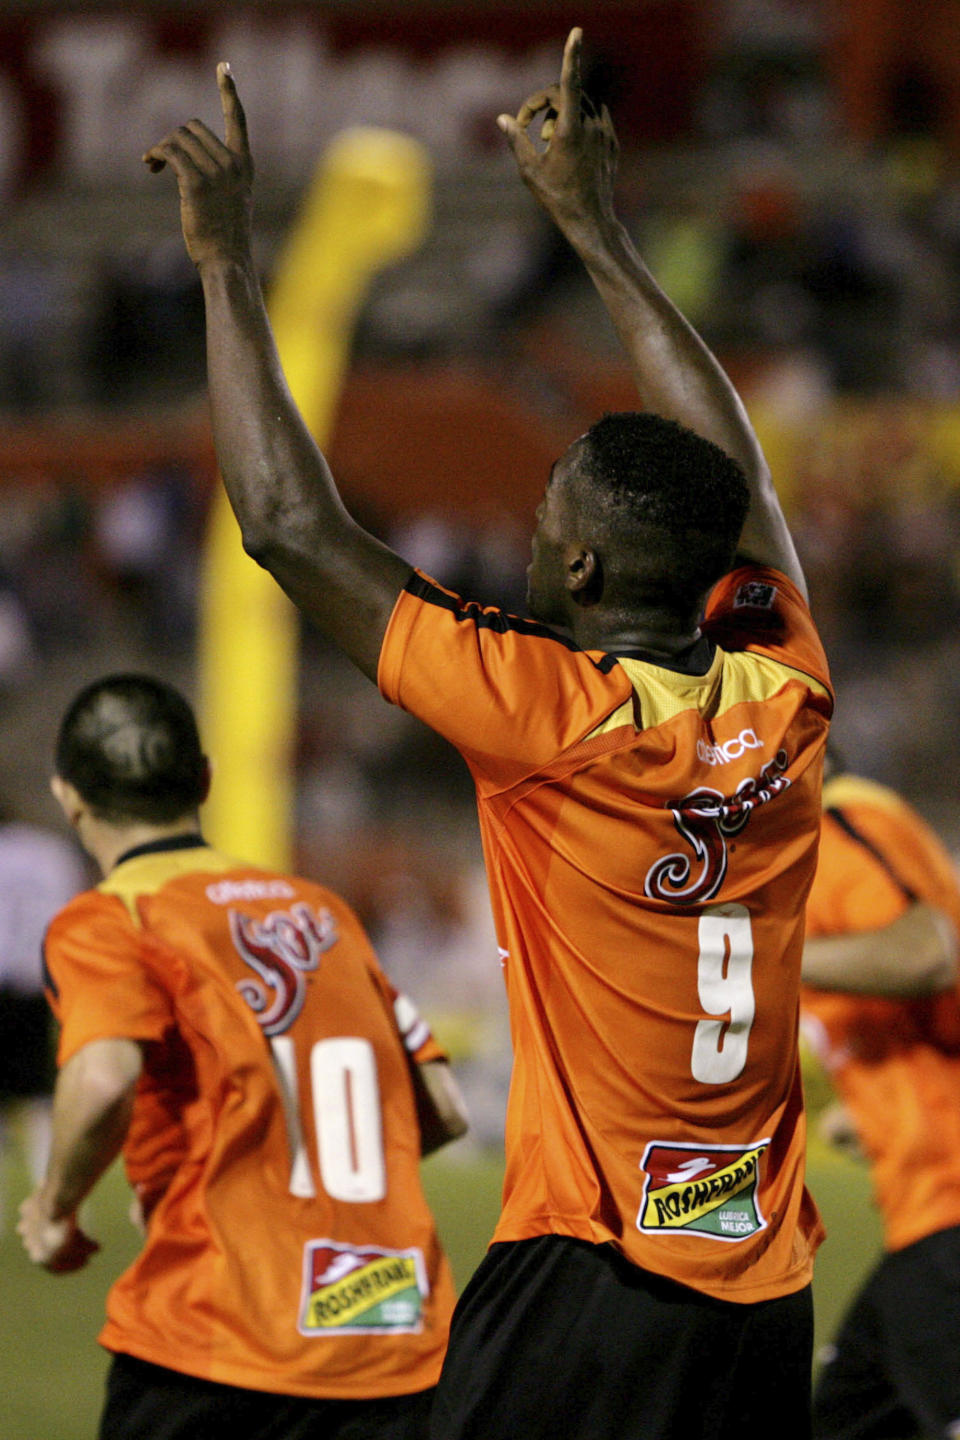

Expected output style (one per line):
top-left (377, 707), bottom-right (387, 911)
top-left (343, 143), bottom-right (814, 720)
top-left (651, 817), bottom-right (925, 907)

top-left (733, 580), bottom-right (777, 611)
top-left (636, 1140), bottom-right (769, 1242)
top-left (299, 1240), bottom-right (428, 1336)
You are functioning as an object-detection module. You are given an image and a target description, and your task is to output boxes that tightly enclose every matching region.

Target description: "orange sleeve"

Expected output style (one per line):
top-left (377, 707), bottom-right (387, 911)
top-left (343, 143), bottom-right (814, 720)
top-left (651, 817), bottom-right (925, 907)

top-left (809, 786), bottom-right (960, 935)
top-left (378, 571), bottom-right (631, 785)
top-left (804, 816), bottom-right (909, 938)
top-left (44, 892), bottom-right (174, 1066)
top-left (703, 565), bottom-right (833, 696)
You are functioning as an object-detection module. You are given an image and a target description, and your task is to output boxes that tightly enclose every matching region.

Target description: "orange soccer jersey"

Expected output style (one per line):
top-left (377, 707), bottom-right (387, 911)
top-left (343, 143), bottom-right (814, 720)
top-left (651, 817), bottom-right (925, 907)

top-left (42, 838), bottom-right (456, 1399)
top-left (379, 564), bottom-right (833, 1302)
top-left (802, 775), bottom-right (960, 1252)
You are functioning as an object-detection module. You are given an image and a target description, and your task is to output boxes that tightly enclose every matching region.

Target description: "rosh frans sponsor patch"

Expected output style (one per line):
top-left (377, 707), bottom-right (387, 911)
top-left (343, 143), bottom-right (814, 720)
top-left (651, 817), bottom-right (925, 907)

top-left (299, 1240), bottom-right (428, 1335)
top-left (636, 1140), bottom-right (769, 1241)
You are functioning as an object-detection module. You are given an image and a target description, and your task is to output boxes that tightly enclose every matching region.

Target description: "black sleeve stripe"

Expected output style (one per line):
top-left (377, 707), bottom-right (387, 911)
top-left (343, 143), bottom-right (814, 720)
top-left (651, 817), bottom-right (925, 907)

top-left (826, 806), bottom-right (919, 903)
top-left (403, 573), bottom-right (619, 672)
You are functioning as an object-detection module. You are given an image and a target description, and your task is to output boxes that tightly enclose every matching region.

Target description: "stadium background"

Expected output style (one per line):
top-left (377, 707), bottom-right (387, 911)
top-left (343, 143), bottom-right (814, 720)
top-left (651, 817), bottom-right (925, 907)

top-left (1, 0), bottom-right (957, 1433)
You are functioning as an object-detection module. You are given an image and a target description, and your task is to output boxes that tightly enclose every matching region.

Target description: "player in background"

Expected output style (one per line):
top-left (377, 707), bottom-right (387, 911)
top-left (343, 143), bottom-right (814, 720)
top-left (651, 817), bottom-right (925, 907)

top-left (145, 27), bottom-right (832, 1440)
top-left (0, 799), bottom-right (87, 1230)
top-left (18, 673), bottom-right (466, 1440)
top-left (801, 754), bottom-right (960, 1440)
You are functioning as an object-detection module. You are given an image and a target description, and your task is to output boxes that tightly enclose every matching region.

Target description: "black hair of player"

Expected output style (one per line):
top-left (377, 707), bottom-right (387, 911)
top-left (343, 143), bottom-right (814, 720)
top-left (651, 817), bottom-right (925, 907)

top-left (576, 412), bottom-right (751, 611)
top-left (55, 673), bottom-right (208, 824)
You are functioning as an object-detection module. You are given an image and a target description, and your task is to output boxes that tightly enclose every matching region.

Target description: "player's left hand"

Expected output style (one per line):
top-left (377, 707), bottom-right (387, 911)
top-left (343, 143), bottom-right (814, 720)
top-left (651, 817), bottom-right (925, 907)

top-left (142, 62), bottom-right (254, 271)
top-left (17, 1192), bottom-right (101, 1273)
top-left (497, 27), bottom-right (619, 229)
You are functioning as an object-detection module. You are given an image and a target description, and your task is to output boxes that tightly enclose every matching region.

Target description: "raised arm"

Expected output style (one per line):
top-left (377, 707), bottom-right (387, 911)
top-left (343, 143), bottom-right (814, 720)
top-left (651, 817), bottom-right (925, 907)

top-left (144, 66), bottom-right (413, 681)
top-left (498, 28), bottom-right (805, 596)
top-left (17, 1037), bottom-right (142, 1271)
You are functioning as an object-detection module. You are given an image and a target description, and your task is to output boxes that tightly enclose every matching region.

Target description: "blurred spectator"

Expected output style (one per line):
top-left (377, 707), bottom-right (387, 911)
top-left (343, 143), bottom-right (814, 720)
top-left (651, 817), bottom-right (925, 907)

top-left (0, 256), bottom-right (59, 413)
top-left (4, 475), bottom-right (94, 654)
top-left (0, 572), bottom-right (34, 699)
top-left (84, 243), bottom-right (205, 407)
top-left (92, 462), bottom-right (201, 651)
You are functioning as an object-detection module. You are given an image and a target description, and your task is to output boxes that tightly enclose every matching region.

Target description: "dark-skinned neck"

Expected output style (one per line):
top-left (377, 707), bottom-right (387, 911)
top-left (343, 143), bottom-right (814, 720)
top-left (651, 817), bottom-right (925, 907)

top-left (567, 600), bottom-right (704, 661)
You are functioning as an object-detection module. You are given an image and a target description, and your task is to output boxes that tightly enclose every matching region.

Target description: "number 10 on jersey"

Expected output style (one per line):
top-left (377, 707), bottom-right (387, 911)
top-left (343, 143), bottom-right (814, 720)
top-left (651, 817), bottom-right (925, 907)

top-left (270, 1035), bottom-right (388, 1202)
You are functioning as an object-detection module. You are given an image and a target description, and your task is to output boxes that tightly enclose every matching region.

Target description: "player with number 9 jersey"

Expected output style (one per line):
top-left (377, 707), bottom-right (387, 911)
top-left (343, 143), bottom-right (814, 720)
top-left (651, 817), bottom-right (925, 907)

top-left (379, 559), bottom-right (832, 1302)
top-left (42, 840), bottom-right (458, 1401)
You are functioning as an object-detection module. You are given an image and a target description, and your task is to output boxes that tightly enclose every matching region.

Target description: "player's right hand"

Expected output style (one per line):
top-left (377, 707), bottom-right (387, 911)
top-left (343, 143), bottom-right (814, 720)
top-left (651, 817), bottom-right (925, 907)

top-left (17, 1193), bottom-right (101, 1273)
top-left (142, 63), bottom-right (254, 271)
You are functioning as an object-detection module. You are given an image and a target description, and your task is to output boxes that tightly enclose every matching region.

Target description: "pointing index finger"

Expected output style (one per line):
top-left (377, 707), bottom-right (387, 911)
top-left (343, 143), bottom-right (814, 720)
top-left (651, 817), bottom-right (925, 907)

top-left (217, 61), bottom-right (249, 157)
top-left (559, 27), bottom-right (583, 116)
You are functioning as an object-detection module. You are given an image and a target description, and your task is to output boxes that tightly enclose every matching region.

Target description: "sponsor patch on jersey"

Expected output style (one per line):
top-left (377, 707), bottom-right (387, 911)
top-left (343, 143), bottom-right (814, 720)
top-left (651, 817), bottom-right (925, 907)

top-left (696, 727), bottom-right (764, 767)
top-left (205, 878), bottom-right (296, 905)
top-left (299, 1240), bottom-right (428, 1336)
top-left (636, 1139), bottom-right (769, 1242)
top-left (733, 579), bottom-right (777, 611)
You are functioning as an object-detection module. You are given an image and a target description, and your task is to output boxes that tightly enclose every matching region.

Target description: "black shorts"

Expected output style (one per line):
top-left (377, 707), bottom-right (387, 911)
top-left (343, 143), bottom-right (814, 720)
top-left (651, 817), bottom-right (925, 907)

top-left (429, 1234), bottom-right (813, 1440)
top-left (813, 1223), bottom-right (960, 1440)
top-left (100, 1352), bottom-right (436, 1440)
top-left (0, 989), bottom-right (53, 1099)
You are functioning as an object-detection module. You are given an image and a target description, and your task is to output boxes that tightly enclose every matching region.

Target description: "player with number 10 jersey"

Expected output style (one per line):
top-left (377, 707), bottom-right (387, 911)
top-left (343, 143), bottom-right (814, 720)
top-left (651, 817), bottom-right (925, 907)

top-left (379, 559), bottom-right (832, 1302)
top-left (42, 841), bottom-right (457, 1399)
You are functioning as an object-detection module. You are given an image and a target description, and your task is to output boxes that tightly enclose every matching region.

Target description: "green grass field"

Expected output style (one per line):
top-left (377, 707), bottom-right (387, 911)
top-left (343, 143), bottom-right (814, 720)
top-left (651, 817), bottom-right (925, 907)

top-left (0, 1138), bottom-right (881, 1439)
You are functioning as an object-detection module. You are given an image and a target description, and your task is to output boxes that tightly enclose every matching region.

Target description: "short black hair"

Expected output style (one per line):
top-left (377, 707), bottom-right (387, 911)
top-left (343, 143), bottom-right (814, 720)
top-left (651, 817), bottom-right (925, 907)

top-left (55, 674), bottom-right (208, 824)
top-left (575, 412), bottom-right (751, 612)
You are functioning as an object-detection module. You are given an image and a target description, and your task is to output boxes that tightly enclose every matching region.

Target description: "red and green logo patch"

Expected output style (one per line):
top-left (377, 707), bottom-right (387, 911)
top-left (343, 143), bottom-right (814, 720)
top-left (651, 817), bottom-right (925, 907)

top-left (637, 1140), bottom-right (769, 1241)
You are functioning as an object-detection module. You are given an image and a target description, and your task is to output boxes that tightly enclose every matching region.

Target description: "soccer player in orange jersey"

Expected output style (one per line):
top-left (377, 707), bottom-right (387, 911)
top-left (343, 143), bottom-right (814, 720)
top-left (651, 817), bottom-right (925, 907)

top-left (801, 756), bottom-right (960, 1440)
top-left (17, 674), bottom-right (467, 1440)
top-left (144, 27), bottom-right (832, 1440)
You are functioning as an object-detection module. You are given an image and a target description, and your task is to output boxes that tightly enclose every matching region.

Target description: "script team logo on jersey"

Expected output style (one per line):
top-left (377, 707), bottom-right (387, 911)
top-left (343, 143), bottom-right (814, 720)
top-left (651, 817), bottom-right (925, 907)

top-left (637, 1140), bottom-right (769, 1242)
top-left (644, 751), bottom-right (790, 906)
top-left (299, 1240), bottom-right (428, 1336)
top-left (232, 902), bottom-right (339, 1036)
